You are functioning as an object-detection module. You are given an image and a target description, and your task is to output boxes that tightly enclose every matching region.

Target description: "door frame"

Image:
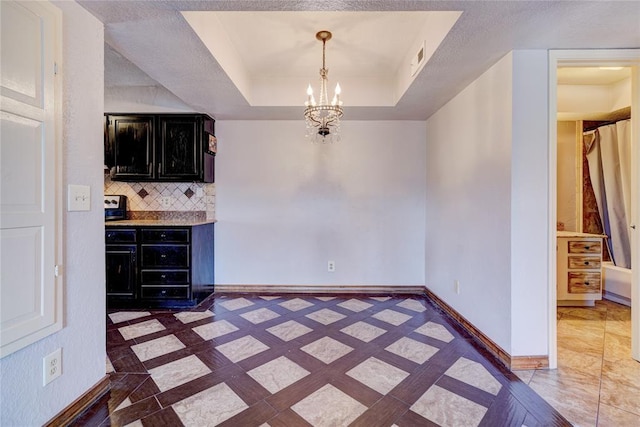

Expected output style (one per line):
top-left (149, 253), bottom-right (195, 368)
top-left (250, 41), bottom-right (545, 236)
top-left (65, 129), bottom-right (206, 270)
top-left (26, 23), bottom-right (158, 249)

top-left (548, 49), bottom-right (640, 368)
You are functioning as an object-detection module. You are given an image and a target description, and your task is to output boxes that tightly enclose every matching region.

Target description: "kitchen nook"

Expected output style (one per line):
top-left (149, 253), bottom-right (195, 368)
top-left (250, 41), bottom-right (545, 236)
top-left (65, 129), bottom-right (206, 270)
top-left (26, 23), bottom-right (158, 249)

top-left (104, 113), bottom-right (216, 309)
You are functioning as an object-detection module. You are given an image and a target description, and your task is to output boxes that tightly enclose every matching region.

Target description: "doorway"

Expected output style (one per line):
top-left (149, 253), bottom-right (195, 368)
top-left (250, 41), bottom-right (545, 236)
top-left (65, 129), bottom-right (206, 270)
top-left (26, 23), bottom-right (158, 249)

top-left (548, 49), bottom-right (640, 369)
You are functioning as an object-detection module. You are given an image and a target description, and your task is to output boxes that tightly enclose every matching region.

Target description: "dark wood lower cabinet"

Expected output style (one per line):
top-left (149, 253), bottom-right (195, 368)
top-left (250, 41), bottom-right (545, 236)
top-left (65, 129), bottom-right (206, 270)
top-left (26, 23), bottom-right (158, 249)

top-left (106, 243), bottom-right (137, 300)
top-left (106, 223), bottom-right (214, 309)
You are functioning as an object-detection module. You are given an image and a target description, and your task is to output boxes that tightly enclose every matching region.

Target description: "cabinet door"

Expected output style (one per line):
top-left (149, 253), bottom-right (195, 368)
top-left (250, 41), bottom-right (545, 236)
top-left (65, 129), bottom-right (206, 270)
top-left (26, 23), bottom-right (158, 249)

top-left (107, 115), bottom-right (155, 180)
top-left (106, 244), bottom-right (137, 298)
top-left (158, 116), bottom-right (201, 180)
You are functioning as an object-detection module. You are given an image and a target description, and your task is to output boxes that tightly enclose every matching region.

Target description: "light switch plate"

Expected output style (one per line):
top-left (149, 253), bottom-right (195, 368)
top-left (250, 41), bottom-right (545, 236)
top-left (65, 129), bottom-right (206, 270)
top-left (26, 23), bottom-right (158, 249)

top-left (68, 185), bottom-right (91, 211)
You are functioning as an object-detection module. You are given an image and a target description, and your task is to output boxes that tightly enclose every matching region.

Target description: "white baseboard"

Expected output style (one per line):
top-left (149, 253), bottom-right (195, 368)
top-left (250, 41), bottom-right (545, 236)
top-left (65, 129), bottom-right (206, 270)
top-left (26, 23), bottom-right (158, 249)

top-left (603, 291), bottom-right (631, 307)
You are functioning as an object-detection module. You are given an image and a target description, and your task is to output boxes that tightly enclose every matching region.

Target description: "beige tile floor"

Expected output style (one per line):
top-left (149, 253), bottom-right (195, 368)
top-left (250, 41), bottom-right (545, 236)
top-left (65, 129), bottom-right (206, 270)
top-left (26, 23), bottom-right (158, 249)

top-left (515, 300), bottom-right (640, 426)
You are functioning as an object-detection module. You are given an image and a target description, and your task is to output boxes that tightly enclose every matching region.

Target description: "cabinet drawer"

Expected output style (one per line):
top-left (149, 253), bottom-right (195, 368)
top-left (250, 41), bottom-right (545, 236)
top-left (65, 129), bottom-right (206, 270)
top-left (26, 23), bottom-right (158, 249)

top-left (141, 270), bottom-right (189, 285)
top-left (567, 256), bottom-right (601, 270)
top-left (141, 286), bottom-right (190, 299)
top-left (568, 272), bottom-right (601, 293)
top-left (568, 240), bottom-right (601, 254)
top-left (141, 228), bottom-right (189, 243)
top-left (106, 229), bottom-right (137, 243)
top-left (141, 245), bottom-right (189, 267)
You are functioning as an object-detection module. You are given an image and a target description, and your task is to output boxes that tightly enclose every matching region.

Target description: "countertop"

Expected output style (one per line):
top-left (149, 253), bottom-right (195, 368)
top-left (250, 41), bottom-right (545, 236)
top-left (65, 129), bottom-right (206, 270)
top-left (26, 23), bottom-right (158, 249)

top-left (105, 219), bottom-right (216, 227)
top-left (557, 231), bottom-right (607, 238)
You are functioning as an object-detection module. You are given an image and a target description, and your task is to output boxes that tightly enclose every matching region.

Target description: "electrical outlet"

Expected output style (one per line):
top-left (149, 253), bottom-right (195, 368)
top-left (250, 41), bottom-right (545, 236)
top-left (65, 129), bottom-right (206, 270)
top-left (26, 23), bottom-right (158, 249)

top-left (454, 280), bottom-right (460, 295)
top-left (43, 348), bottom-right (62, 386)
top-left (328, 260), bottom-right (335, 272)
top-left (161, 196), bottom-right (172, 208)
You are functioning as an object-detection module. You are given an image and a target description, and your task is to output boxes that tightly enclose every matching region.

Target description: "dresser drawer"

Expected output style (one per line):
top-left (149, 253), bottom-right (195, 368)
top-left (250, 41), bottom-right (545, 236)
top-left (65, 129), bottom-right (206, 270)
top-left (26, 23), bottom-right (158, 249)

top-left (141, 228), bottom-right (189, 243)
top-left (141, 270), bottom-right (189, 285)
top-left (567, 256), bottom-right (601, 270)
top-left (568, 240), bottom-right (601, 254)
top-left (141, 244), bottom-right (189, 268)
top-left (568, 272), bottom-right (601, 293)
top-left (106, 229), bottom-right (137, 243)
top-left (141, 286), bottom-right (190, 299)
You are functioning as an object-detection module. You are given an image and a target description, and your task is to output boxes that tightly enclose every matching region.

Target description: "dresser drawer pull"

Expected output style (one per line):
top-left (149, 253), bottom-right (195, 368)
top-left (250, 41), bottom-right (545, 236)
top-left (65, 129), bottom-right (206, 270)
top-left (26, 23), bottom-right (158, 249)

top-left (161, 274), bottom-right (166, 279)
top-left (160, 233), bottom-right (166, 238)
top-left (161, 254), bottom-right (167, 258)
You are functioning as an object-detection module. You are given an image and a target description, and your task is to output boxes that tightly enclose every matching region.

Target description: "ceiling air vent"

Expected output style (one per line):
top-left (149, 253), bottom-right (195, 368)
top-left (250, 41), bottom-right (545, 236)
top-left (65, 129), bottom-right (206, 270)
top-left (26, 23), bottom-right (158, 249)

top-left (410, 41), bottom-right (426, 77)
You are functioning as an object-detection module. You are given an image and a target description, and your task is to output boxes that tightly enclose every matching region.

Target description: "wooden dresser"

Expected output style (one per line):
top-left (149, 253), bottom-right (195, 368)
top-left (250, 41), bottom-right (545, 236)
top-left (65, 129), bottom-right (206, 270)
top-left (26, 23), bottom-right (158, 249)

top-left (557, 231), bottom-right (606, 306)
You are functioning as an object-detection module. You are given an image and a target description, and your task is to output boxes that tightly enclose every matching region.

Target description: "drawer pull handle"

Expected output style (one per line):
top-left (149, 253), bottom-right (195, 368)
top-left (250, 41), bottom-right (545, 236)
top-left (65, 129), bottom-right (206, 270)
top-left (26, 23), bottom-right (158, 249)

top-left (584, 246), bottom-right (590, 250)
top-left (161, 274), bottom-right (166, 279)
top-left (160, 233), bottom-right (166, 238)
top-left (584, 261), bottom-right (589, 265)
top-left (161, 254), bottom-right (167, 258)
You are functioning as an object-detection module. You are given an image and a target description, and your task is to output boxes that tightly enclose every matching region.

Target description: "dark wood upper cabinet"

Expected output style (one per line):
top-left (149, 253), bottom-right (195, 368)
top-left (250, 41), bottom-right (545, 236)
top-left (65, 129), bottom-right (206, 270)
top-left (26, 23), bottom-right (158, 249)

top-left (105, 113), bottom-right (215, 182)
top-left (158, 116), bottom-right (200, 180)
top-left (107, 115), bottom-right (155, 180)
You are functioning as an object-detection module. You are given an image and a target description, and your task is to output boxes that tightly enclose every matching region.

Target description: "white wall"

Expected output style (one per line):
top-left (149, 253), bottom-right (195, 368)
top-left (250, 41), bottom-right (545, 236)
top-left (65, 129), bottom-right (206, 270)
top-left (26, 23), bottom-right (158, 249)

top-left (424, 51), bottom-right (550, 357)
top-left (215, 120), bottom-right (426, 286)
top-left (0, 2), bottom-right (106, 424)
top-left (424, 54), bottom-right (514, 352)
top-left (558, 77), bottom-right (631, 119)
top-left (510, 50), bottom-right (549, 357)
top-left (105, 85), bottom-right (195, 113)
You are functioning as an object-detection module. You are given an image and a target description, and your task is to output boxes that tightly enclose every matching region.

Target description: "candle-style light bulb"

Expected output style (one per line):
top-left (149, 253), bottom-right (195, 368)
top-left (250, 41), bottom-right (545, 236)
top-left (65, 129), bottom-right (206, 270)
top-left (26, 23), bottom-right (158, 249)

top-left (306, 84), bottom-right (315, 106)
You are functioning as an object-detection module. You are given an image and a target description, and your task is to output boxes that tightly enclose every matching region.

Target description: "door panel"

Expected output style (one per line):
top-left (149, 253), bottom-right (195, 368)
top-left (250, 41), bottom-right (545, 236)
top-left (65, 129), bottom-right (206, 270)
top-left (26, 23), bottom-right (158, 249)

top-left (0, 112), bottom-right (44, 215)
top-left (0, 227), bottom-right (45, 343)
top-left (0, 1), bottom-right (43, 108)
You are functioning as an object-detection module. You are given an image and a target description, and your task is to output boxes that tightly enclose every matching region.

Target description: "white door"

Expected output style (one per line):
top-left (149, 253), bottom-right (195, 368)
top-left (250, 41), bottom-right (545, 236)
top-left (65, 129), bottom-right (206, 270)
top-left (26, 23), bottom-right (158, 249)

top-left (0, 0), bottom-right (62, 357)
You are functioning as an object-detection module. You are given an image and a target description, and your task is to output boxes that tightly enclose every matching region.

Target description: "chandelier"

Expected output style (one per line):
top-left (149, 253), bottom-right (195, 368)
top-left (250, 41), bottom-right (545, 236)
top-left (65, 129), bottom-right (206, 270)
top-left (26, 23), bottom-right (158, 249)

top-left (304, 30), bottom-right (343, 143)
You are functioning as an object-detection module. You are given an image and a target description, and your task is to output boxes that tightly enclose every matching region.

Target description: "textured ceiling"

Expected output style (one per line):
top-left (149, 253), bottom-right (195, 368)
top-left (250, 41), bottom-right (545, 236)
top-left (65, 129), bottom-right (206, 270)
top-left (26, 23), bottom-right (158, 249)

top-left (80, 0), bottom-right (640, 121)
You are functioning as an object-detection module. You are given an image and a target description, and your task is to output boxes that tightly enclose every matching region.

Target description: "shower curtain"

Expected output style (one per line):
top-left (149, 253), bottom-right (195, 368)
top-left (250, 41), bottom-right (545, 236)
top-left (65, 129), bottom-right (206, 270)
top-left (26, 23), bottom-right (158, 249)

top-left (584, 119), bottom-right (632, 269)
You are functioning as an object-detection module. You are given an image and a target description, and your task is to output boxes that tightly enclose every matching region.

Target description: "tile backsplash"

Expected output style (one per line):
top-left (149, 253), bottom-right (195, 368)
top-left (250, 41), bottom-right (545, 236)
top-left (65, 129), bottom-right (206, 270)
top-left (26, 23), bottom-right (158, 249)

top-left (104, 177), bottom-right (215, 220)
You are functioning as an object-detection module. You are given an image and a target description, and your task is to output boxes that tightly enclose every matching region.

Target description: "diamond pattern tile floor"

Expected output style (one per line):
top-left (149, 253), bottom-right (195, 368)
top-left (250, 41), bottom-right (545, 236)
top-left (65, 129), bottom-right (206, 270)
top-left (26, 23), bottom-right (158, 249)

top-left (78, 293), bottom-right (572, 426)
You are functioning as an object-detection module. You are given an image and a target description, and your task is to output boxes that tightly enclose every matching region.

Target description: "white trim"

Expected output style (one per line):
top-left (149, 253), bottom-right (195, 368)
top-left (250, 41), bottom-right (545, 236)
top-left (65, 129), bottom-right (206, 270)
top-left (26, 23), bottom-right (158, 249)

top-left (548, 56), bottom-right (559, 369)
top-left (575, 121), bottom-right (584, 233)
top-left (631, 66), bottom-right (639, 361)
top-left (548, 49), bottom-right (640, 367)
